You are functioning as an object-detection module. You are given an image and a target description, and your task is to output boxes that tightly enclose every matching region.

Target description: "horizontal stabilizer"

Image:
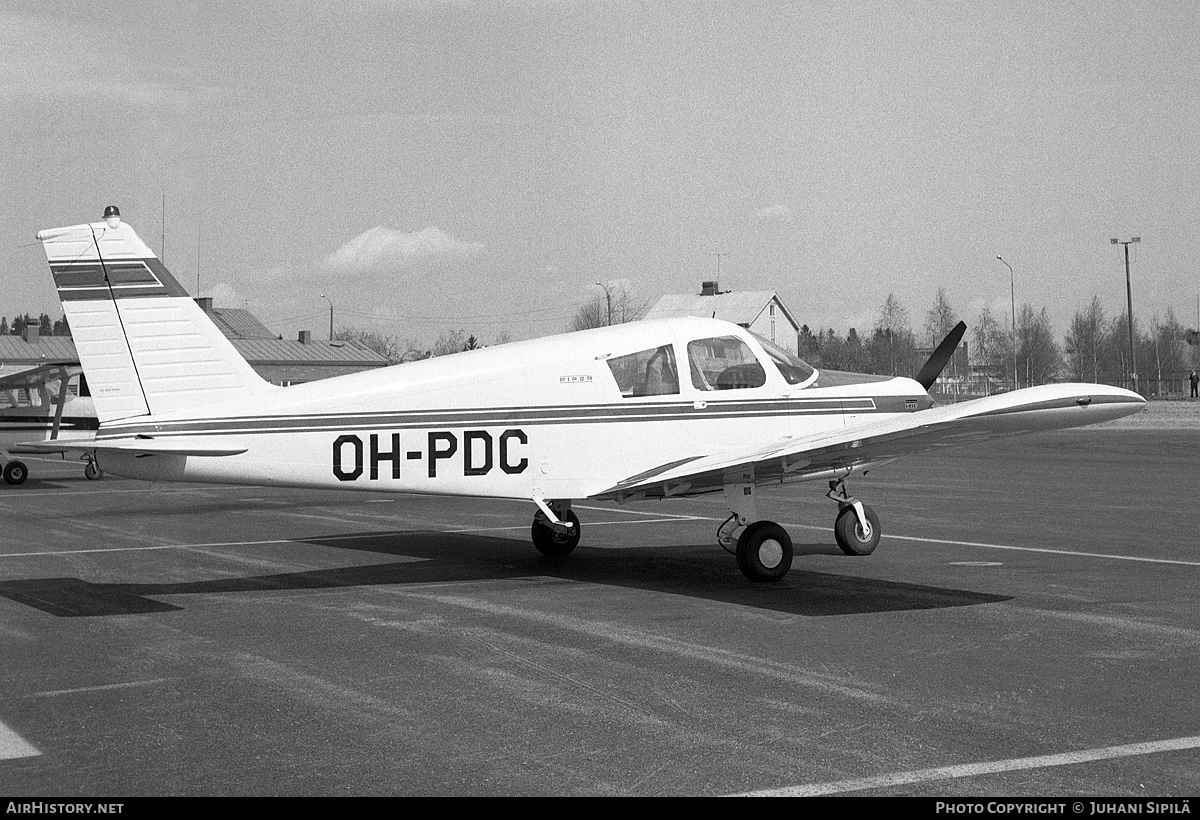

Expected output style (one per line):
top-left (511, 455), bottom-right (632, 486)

top-left (17, 438), bottom-right (247, 457)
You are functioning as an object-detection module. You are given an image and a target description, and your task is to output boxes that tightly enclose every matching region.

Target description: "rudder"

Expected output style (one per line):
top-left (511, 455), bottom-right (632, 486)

top-left (36, 209), bottom-right (273, 424)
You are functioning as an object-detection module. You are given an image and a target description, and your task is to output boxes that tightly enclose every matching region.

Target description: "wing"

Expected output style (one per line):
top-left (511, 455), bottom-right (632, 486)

top-left (593, 383), bottom-right (1144, 501)
top-left (0, 363), bottom-right (81, 391)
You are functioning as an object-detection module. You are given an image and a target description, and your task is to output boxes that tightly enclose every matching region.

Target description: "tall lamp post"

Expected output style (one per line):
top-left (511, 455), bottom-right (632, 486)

top-left (319, 294), bottom-right (334, 341)
top-left (996, 256), bottom-right (1017, 391)
top-left (1110, 237), bottom-right (1141, 394)
top-left (593, 281), bottom-right (613, 326)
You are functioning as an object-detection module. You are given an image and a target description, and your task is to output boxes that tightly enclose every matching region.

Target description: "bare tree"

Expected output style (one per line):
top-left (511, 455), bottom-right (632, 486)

top-left (1016, 305), bottom-right (1061, 386)
top-left (971, 304), bottom-right (1003, 393)
top-left (1151, 310), bottom-right (1187, 395)
top-left (867, 293), bottom-right (917, 376)
top-left (1065, 297), bottom-right (1107, 382)
top-left (332, 326), bottom-right (420, 365)
top-left (925, 288), bottom-right (961, 383)
top-left (569, 280), bottom-right (646, 332)
top-left (924, 287), bottom-right (959, 347)
top-left (432, 328), bottom-right (467, 356)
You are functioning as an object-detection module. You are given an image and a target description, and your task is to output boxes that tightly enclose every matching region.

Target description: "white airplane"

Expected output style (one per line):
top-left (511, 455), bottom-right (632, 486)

top-left (26, 208), bottom-right (1144, 581)
top-left (1, 362), bottom-right (100, 484)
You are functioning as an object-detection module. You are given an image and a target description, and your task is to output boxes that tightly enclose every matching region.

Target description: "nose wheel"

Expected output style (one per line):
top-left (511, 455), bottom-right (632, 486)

top-left (828, 478), bottom-right (881, 556)
top-left (834, 504), bottom-right (880, 555)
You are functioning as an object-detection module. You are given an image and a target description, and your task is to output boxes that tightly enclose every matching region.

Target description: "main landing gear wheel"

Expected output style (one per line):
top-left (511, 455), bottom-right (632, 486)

top-left (736, 521), bottom-right (793, 583)
top-left (531, 509), bottom-right (581, 557)
top-left (3, 461), bottom-right (28, 485)
top-left (834, 504), bottom-right (881, 556)
top-left (84, 461), bottom-right (103, 481)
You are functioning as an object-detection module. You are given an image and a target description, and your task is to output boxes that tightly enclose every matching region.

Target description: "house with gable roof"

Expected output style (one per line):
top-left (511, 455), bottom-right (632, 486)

top-left (644, 281), bottom-right (801, 354)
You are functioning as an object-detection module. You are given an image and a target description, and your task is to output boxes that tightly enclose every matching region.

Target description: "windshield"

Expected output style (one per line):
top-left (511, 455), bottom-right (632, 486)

top-left (751, 332), bottom-right (817, 386)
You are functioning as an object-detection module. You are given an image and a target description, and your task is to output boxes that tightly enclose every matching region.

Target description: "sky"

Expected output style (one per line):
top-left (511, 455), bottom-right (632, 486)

top-left (3, 0), bottom-right (1198, 347)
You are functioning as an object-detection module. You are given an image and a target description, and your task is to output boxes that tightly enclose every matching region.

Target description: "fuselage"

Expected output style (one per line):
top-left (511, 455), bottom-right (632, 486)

top-left (0, 392), bottom-right (97, 456)
top-left (90, 317), bottom-right (932, 500)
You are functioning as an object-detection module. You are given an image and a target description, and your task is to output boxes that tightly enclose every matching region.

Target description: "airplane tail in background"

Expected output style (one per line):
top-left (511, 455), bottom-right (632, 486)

top-left (36, 211), bottom-right (274, 424)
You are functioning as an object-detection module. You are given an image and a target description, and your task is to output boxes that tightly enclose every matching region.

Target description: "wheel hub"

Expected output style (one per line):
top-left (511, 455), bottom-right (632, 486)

top-left (758, 538), bottom-right (784, 569)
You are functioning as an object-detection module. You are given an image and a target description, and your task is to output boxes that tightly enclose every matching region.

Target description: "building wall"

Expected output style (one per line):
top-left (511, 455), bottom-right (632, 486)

top-left (746, 299), bottom-right (800, 353)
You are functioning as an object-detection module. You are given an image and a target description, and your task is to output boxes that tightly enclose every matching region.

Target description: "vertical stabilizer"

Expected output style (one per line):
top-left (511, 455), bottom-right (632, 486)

top-left (36, 213), bottom-right (273, 423)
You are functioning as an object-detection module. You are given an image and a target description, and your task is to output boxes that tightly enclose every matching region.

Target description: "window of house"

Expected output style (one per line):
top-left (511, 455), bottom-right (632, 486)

top-left (687, 336), bottom-right (767, 391)
top-left (606, 344), bottom-right (679, 397)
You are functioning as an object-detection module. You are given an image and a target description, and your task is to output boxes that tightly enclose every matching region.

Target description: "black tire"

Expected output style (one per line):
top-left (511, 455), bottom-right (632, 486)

top-left (84, 461), bottom-right (103, 481)
top-left (3, 461), bottom-right (29, 485)
top-left (834, 504), bottom-right (881, 556)
top-left (532, 510), bottom-right (581, 557)
top-left (736, 521), bottom-right (793, 582)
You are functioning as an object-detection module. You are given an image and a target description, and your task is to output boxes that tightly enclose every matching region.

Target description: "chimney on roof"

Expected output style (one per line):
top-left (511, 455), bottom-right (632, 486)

top-left (22, 326), bottom-right (39, 344)
top-left (195, 297), bottom-right (214, 314)
top-left (298, 330), bottom-right (312, 345)
top-left (701, 281), bottom-right (719, 296)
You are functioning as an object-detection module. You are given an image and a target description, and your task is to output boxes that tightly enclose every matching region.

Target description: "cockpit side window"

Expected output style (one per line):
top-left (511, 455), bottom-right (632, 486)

top-left (687, 336), bottom-right (767, 391)
top-left (751, 332), bottom-right (817, 386)
top-left (606, 344), bottom-right (680, 397)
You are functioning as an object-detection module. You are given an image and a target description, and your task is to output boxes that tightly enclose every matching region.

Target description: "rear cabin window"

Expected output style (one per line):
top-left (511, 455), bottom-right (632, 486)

top-left (606, 345), bottom-right (680, 397)
top-left (687, 336), bottom-right (767, 391)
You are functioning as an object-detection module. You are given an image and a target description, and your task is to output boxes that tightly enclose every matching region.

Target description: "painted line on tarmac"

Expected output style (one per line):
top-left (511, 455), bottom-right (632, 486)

top-left (441, 516), bottom-right (708, 535)
top-left (784, 523), bottom-right (1200, 567)
top-left (0, 538), bottom-right (303, 558)
top-left (734, 733), bottom-right (1200, 796)
top-left (575, 504), bottom-right (707, 520)
top-left (19, 679), bottom-right (171, 699)
top-left (671, 512), bottom-right (1200, 568)
top-left (0, 515), bottom-right (706, 559)
top-left (0, 720), bottom-right (40, 760)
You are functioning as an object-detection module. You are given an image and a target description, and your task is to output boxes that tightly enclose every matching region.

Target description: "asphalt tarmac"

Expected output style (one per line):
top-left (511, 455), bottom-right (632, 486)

top-left (1, 428), bottom-right (1197, 796)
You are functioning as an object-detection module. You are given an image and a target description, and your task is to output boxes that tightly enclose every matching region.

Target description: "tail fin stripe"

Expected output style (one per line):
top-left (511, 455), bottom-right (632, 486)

top-left (92, 229), bottom-right (153, 418)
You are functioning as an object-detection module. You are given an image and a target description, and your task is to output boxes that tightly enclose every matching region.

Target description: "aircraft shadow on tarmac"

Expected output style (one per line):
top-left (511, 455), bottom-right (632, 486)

top-left (0, 529), bottom-right (1011, 618)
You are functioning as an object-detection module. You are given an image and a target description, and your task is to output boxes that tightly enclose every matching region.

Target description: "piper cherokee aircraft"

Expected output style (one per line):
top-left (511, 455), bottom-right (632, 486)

top-left (27, 208), bottom-right (1145, 581)
top-left (1, 363), bottom-right (100, 484)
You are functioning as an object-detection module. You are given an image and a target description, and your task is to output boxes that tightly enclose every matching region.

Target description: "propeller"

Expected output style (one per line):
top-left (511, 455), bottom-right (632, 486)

top-left (914, 321), bottom-right (967, 391)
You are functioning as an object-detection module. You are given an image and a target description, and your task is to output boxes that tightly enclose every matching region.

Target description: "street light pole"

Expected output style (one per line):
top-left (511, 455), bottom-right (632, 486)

top-left (1110, 237), bottom-right (1141, 394)
top-left (593, 281), bottom-right (613, 326)
top-left (996, 256), bottom-right (1017, 391)
top-left (319, 294), bottom-right (334, 341)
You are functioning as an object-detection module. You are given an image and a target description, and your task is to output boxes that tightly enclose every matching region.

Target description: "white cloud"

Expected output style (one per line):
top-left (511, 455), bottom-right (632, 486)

top-left (752, 205), bottom-right (794, 225)
top-left (205, 282), bottom-right (246, 307)
top-left (318, 226), bottom-right (484, 277)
